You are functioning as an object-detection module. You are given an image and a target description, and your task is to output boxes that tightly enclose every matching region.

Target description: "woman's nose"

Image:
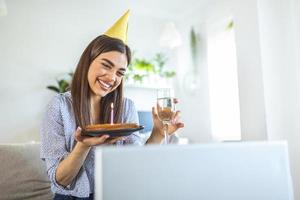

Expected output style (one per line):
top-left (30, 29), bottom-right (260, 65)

top-left (107, 71), bottom-right (117, 82)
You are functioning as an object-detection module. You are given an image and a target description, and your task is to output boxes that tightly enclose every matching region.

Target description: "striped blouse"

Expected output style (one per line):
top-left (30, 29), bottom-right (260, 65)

top-left (40, 91), bottom-right (143, 198)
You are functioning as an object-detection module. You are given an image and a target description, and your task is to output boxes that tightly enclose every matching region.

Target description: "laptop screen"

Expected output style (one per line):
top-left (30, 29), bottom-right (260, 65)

top-left (95, 142), bottom-right (293, 200)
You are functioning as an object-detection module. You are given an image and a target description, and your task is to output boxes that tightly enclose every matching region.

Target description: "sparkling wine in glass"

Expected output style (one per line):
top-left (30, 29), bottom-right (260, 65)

top-left (157, 88), bottom-right (175, 144)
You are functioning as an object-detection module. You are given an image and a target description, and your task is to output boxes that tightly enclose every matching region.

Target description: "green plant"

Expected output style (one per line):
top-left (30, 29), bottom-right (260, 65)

top-left (126, 52), bottom-right (176, 84)
top-left (47, 72), bottom-right (73, 93)
top-left (226, 20), bottom-right (234, 30)
top-left (190, 27), bottom-right (201, 73)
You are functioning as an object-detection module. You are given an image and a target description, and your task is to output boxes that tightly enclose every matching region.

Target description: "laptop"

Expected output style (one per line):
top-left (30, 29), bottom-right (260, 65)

top-left (95, 141), bottom-right (294, 200)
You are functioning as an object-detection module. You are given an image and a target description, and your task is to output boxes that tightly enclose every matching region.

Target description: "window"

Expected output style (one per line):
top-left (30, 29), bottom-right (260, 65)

top-left (207, 18), bottom-right (241, 141)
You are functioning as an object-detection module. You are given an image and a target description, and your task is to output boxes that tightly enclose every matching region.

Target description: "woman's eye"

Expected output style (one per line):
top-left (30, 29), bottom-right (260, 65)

top-left (117, 71), bottom-right (125, 77)
top-left (102, 63), bottom-right (111, 69)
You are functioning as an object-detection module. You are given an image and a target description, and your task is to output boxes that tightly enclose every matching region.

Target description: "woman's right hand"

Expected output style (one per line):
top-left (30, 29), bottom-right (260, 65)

top-left (74, 127), bottom-right (124, 147)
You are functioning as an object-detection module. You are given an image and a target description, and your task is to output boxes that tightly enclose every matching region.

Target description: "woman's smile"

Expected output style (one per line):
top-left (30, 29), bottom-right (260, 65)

top-left (87, 51), bottom-right (127, 97)
top-left (97, 78), bottom-right (114, 91)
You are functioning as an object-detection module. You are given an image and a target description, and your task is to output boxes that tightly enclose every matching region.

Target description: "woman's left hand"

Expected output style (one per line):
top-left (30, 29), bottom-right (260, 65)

top-left (151, 98), bottom-right (184, 138)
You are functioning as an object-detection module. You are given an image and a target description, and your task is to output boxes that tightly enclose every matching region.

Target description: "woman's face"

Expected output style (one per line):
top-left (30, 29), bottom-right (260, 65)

top-left (87, 51), bottom-right (127, 97)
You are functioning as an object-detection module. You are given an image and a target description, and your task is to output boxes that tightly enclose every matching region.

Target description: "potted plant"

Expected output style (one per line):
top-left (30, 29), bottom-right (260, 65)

top-left (125, 52), bottom-right (176, 86)
top-left (46, 72), bottom-right (73, 93)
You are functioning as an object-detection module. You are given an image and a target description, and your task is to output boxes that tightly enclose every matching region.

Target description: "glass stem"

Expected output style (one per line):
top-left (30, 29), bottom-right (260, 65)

top-left (164, 123), bottom-right (168, 144)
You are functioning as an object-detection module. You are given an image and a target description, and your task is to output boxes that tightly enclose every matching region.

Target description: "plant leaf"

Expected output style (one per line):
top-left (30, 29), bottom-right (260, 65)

top-left (163, 71), bottom-right (176, 78)
top-left (47, 86), bottom-right (60, 93)
top-left (190, 27), bottom-right (201, 69)
top-left (226, 20), bottom-right (234, 30)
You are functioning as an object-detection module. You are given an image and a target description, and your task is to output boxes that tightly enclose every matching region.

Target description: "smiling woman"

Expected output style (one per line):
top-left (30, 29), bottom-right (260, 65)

top-left (40, 10), bottom-right (184, 199)
top-left (88, 52), bottom-right (128, 98)
top-left (71, 35), bottom-right (131, 127)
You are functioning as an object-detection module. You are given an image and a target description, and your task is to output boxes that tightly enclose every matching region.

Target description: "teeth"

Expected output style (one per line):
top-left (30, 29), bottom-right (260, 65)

top-left (98, 79), bottom-right (112, 89)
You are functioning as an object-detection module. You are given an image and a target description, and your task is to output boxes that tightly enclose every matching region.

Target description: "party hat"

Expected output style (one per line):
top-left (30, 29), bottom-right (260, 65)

top-left (104, 10), bottom-right (130, 44)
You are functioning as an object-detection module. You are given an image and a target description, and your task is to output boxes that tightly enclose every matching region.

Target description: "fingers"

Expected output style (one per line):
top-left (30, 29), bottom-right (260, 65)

top-left (75, 126), bottom-right (110, 146)
top-left (82, 135), bottom-right (109, 146)
top-left (173, 98), bottom-right (179, 104)
top-left (83, 135), bottom-right (110, 146)
top-left (171, 110), bottom-right (182, 124)
top-left (173, 110), bottom-right (180, 120)
top-left (171, 110), bottom-right (184, 129)
top-left (176, 122), bottom-right (185, 128)
top-left (74, 127), bottom-right (83, 142)
top-left (152, 106), bottom-right (158, 119)
top-left (107, 137), bottom-right (126, 144)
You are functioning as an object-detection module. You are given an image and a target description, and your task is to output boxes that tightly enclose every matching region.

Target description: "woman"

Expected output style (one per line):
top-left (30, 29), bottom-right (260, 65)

top-left (40, 11), bottom-right (184, 200)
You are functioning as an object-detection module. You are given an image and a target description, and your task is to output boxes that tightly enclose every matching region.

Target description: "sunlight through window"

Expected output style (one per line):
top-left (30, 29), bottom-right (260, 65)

top-left (207, 18), bottom-right (241, 141)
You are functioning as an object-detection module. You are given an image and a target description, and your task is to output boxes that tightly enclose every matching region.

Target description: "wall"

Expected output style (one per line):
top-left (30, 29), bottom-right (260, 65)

top-left (291, 0), bottom-right (300, 198)
top-left (257, 0), bottom-right (300, 198)
top-left (176, 0), bottom-right (300, 197)
top-left (0, 0), bottom-right (170, 143)
top-left (175, 0), bottom-right (267, 143)
top-left (257, 0), bottom-right (296, 141)
top-left (232, 0), bottom-right (267, 141)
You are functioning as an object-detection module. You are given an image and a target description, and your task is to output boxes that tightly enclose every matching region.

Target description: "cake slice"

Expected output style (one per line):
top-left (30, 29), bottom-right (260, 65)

top-left (84, 123), bottom-right (139, 131)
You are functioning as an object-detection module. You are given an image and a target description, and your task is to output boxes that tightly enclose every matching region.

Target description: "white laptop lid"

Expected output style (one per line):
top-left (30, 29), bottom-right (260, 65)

top-left (95, 141), bottom-right (293, 200)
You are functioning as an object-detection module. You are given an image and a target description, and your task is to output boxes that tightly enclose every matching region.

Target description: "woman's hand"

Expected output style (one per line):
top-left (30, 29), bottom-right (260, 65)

top-left (57, 127), bottom-right (125, 187)
top-left (148, 98), bottom-right (184, 143)
top-left (74, 127), bottom-right (125, 148)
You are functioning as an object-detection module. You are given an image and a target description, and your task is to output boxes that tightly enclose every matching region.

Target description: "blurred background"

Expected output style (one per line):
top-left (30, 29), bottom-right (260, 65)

top-left (0, 0), bottom-right (300, 198)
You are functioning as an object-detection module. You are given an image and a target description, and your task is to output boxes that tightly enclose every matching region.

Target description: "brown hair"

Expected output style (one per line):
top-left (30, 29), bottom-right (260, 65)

top-left (71, 35), bottom-right (131, 128)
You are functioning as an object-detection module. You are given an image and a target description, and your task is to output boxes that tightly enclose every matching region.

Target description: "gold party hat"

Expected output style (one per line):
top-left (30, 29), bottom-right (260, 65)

top-left (104, 10), bottom-right (130, 44)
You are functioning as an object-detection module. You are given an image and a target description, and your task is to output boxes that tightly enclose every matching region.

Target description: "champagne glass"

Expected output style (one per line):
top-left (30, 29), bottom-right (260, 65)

top-left (157, 88), bottom-right (175, 144)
